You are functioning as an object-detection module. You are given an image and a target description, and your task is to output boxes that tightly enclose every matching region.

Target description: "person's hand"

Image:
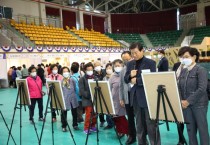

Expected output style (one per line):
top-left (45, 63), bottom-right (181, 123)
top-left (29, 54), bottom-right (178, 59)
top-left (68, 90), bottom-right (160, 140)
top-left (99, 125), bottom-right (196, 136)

top-left (131, 70), bottom-right (137, 78)
top-left (181, 100), bottom-right (189, 109)
top-left (131, 77), bottom-right (137, 84)
top-left (120, 100), bottom-right (125, 107)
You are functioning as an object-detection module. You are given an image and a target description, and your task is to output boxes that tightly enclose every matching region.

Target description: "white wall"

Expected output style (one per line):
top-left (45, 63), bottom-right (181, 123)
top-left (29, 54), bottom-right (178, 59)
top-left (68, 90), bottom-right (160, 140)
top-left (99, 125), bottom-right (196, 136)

top-left (0, 0), bottom-right (41, 17)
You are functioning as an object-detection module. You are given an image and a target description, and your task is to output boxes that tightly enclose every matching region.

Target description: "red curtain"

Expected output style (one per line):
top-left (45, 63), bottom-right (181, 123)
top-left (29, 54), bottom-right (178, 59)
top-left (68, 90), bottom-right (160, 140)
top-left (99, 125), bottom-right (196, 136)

top-left (180, 5), bottom-right (197, 15)
top-left (205, 6), bottom-right (210, 26)
top-left (111, 9), bottom-right (177, 34)
top-left (62, 10), bottom-right (76, 29)
top-left (83, 14), bottom-right (105, 33)
top-left (45, 7), bottom-right (60, 16)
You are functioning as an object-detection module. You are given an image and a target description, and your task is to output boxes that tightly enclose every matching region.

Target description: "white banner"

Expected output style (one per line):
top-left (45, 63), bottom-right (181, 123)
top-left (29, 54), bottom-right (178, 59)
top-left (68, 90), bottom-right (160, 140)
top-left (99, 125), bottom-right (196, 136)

top-left (0, 54), bottom-right (4, 59)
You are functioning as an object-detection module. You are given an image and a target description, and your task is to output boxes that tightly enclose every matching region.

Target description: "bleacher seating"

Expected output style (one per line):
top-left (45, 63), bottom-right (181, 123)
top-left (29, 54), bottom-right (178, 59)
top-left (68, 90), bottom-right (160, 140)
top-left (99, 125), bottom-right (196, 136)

top-left (71, 29), bottom-right (121, 47)
top-left (10, 20), bottom-right (86, 46)
top-left (188, 26), bottom-right (210, 44)
top-left (147, 30), bottom-right (183, 47)
top-left (106, 33), bottom-right (146, 47)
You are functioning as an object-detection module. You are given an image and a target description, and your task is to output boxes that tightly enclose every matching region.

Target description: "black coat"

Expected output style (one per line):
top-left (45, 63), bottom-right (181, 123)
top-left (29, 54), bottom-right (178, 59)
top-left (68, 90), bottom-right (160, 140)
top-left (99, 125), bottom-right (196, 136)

top-left (157, 57), bottom-right (169, 72)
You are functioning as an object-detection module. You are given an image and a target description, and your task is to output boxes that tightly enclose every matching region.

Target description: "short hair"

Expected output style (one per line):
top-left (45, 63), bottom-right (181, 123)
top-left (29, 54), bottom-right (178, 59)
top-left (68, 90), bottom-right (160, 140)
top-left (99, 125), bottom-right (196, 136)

top-left (94, 61), bottom-right (101, 66)
top-left (159, 50), bottom-right (165, 55)
top-left (46, 64), bottom-right (49, 67)
top-left (121, 51), bottom-right (131, 57)
top-left (50, 64), bottom-right (58, 70)
top-left (72, 62), bottom-right (79, 67)
top-left (129, 42), bottom-right (143, 51)
top-left (22, 64), bottom-right (26, 68)
top-left (61, 67), bottom-right (70, 74)
top-left (112, 59), bottom-right (123, 66)
top-left (84, 62), bottom-right (94, 71)
top-left (178, 46), bottom-right (200, 62)
top-left (105, 63), bottom-right (112, 69)
top-left (71, 65), bottom-right (79, 73)
top-left (28, 66), bottom-right (36, 73)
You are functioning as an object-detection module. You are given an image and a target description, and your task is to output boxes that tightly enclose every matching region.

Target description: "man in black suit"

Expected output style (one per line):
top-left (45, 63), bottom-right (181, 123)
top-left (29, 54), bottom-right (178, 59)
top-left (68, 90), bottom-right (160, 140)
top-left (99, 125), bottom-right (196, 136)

top-left (125, 42), bottom-right (161, 145)
top-left (157, 50), bottom-right (169, 72)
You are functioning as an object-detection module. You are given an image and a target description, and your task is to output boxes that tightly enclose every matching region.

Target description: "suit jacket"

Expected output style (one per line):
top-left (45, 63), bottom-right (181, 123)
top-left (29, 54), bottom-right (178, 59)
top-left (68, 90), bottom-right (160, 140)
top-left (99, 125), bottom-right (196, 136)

top-left (157, 57), bottom-right (169, 72)
top-left (124, 57), bottom-right (156, 108)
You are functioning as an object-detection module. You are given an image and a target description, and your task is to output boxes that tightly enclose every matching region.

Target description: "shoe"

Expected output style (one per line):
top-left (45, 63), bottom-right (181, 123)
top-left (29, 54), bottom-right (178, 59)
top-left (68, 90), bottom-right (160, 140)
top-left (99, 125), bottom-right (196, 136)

top-left (62, 128), bottom-right (67, 132)
top-left (73, 126), bottom-right (80, 130)
top-left (126, 137), bottom-right (136, 145)
top-left (38, 118), bottom-right (45, 121)
top-left (52, 118), bottom-right (56, 122)
top-left (177, 142), bottom-right (184, 145)
top-left (118, 133), bottom-right (125, 138)
top-left (83, 130), bottom-right (91, 134)
top-left (29, 119), bottom-right (34, 124)
top-left (100, 121), bottom-right (105, 127)
top-left (90, 127), bottom-right (98, 132)
top-left (104, 125), bottom-right (113, 130)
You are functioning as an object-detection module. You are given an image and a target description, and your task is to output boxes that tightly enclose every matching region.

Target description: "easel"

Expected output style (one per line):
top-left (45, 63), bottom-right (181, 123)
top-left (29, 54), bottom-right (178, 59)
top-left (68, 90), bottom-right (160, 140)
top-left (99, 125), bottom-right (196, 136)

top-left (155, 85), bottom-right (187, 145)
top-left (85, 79), bottom-right (122, 145)
top-left (7, 82), bottom-right (40, 145)
top-left (0, 104), bottom-right (16, 145)
top-left (39, 82), bottom-right (76, 145)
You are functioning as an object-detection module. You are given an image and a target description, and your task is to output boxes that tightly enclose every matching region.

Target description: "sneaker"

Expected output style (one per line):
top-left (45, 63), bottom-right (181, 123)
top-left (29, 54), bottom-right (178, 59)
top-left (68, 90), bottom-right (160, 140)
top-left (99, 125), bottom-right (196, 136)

top-left (83, 130), bottom-right (91, 134)
top-left (38, 118), bottom-right (45, 121)
top-left (62, 128), bottom-right (67, 132)
top-left (73, 126), bottom-right (80, 130)
top-left (90, 127), bottom-right (98, 132)
top-left (52, 118), bottom-right (56, 122)
top-left (100, 121), bottom-right (105, 127)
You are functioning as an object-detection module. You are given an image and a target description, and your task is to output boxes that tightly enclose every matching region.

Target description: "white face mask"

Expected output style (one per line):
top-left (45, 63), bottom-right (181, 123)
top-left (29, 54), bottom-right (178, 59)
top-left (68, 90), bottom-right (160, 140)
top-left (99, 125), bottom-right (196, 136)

top-left (106, 69), bottom-right (113, 75)
top-left (114, 67), bottom-right (123, 73)
top-left (86, 71), bottom-right (93, 76)
top-left (157, 54), bottom-right (162, 59)
top-left (182, 58), bottom-right (193, 67)
top-left (31, 72), bottom-right (37, 77)
top-left (179, 58), bottom-right (184, 64)
top-left (63, 72), bottom-right (70, 78)
top-left (94, 66), bottom-right (101, 72)
top-left (52, 70), bottom-right (58, 75)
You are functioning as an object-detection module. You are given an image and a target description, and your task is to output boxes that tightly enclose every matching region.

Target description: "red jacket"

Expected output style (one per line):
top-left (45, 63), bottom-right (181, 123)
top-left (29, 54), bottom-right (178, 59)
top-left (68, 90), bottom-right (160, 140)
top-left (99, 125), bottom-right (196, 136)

top-left (27, 76), bottom-right (43, 99)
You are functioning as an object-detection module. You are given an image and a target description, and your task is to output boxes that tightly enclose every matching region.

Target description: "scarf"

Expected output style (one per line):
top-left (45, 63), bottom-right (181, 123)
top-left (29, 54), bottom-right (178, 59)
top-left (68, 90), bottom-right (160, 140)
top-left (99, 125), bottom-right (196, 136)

top-left (62, 77), bottom-right (70, 89)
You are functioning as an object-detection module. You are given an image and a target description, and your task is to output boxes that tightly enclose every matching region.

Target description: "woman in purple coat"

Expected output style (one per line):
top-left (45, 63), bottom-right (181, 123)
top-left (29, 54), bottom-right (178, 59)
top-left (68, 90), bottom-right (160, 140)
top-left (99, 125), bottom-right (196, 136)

top-left (60, 67), bottom-right (79, 132)
top-left (109, 59), bottom-right (129, 138)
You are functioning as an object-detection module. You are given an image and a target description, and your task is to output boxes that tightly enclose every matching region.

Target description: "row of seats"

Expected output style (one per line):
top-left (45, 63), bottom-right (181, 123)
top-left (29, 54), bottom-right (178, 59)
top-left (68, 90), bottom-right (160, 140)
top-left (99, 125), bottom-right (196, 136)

top-left (188, 26), bottom-right (210, 44)
top-left (106, 33), bottom-right (146, 47)
top-left (147, 30), bottom-right (183, 47)
top-left (70, 29), bottom-right (121, 47)
top-left (10, 20), bottom-right (86, 46)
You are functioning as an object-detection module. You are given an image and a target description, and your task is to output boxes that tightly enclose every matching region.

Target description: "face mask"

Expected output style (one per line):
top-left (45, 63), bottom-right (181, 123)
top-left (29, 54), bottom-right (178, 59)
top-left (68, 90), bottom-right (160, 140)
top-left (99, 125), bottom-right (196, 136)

top-left (182, 58), bottom-right (192, 67)
top-left (86, 71), bottom-right (93, 76)
top-left (157, 54), bottom-right (162, 59)
top-left (114, 67), bottom-right (123, 73)
top-left (63, 72), bottom-right (70, 78)
top-left (94, 66), bottom-right (101, 72)
top-left (52, 70), bottom-right (58, 75)
top-left (31, 72), bottom-right (37, 77)
top-left (106, 69), bottom-right (113, 75)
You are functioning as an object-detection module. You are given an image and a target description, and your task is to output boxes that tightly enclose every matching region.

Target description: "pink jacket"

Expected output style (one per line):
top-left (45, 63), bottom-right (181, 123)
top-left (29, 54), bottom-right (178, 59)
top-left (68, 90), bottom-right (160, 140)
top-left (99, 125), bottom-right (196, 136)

top-left (47, 74), bottom-right (63, 81)
top-left (27, 76), bottom-right (43, 99)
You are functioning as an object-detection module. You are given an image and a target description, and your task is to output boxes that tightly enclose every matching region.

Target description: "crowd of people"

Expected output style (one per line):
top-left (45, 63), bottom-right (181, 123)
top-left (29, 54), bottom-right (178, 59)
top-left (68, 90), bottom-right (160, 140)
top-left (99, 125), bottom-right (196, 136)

top-left (6, 42), bottom-right (209, 145)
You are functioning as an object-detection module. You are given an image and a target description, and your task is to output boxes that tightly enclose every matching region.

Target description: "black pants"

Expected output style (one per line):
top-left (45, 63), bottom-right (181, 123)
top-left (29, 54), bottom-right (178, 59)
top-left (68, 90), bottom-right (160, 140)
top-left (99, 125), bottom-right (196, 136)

top-left (61, 108), bottom-right (78, 128)
top-left (125, 104), bottom-right (136, 138)
top-left (77, 101), bottom-right (83, 121)
top-left (29, 98), bottom-right (43, 120)
top-left (99, 114), bottom-right (105, 123)
top-left (177, 124), bottom-right (184, 143)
